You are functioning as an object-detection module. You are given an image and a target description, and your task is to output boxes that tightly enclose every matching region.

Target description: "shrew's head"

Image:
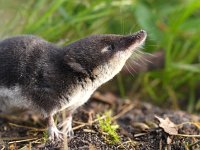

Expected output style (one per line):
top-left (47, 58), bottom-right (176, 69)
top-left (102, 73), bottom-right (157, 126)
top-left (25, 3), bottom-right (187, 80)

top-left (63, 30), bottom-right (147, 83)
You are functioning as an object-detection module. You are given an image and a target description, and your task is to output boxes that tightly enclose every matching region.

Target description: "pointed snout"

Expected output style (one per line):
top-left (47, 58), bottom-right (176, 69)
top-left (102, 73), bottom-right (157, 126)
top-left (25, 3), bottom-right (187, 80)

top-left (132, 30), bottom-right (147, 42)
top-left (121, 30), bottom-right (147, 51)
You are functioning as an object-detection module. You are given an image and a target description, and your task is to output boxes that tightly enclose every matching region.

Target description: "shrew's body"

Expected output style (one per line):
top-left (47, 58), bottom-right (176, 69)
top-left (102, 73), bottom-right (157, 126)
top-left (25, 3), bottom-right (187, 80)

top-left (0, 30), bottom-right (147, 140)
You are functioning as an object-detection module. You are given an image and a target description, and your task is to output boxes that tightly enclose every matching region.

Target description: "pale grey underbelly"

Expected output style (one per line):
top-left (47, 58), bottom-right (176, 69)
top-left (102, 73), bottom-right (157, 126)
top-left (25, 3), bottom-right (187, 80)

top-left (0, 86), bottom-right (33, 113)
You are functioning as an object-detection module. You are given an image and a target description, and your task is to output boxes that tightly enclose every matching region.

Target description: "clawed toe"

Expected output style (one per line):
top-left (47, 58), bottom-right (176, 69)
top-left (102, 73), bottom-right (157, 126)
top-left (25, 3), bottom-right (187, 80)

top-left (47, 113), bottom-right (74, 141)
top-left (58, 115), bottom-right (74, 138)
top-left (48, 126), bottom-right (63, 141)
top-left (62, 127), bottom-right (74, 138)
top-left (67, 129), bottom-right (74, 137)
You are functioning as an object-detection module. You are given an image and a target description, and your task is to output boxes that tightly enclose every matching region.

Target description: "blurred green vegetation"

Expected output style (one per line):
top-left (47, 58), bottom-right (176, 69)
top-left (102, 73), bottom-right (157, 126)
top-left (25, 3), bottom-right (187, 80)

top-left (0, 0), bottom-right (199, 112)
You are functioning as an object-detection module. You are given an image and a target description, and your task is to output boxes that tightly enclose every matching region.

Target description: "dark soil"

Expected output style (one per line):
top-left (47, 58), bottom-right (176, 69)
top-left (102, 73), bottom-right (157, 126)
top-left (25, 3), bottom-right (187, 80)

top-left (0, 92), bottom-right (199, 150)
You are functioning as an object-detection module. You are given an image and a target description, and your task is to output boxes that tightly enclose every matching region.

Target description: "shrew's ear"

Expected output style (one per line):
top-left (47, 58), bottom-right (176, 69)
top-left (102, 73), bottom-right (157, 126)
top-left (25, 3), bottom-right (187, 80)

top-left (67, 62), bottom-right (87, 74)
top-left (64, 55), bottom-right (88, 74)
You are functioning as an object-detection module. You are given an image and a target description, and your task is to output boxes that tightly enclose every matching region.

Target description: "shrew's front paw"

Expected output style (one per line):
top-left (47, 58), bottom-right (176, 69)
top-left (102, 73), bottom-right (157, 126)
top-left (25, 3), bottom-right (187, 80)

top-left (62, 125), bottom-right (74, 138)
top-left (58, 115), bottom-right (74, 138)
top-left (48, 125), bottom-right (63, 141)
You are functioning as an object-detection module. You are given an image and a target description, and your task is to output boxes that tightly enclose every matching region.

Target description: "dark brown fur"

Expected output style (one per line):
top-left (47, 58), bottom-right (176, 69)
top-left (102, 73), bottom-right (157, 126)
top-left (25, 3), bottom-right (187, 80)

top-left (0, 33), bottom-right (142, 115)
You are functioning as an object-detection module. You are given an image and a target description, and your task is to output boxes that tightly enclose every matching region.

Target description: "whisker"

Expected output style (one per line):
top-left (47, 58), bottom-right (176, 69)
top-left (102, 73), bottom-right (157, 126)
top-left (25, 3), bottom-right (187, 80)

top-left (142, 56), bottom-right (153, 64)
top-left (135, 59), bottom-right (146, 66)
top-left (128, 61), bottom-right (138, 73)
top-left (125, 63), bottom-right (135, 78)
top-left (135, 50), bottom-right (155, 57)
top-left (134, 50), bottom-right (154, 64)
top-left (131, 51), bottom-right (145, 65)
top-left (130, 57), bottom-right (142, 66)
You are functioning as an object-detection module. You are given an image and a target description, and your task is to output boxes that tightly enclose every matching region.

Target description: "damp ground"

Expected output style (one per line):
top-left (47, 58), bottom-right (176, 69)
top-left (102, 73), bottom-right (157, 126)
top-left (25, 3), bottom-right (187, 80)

top-left (0, 92), bottom-right (199, 150)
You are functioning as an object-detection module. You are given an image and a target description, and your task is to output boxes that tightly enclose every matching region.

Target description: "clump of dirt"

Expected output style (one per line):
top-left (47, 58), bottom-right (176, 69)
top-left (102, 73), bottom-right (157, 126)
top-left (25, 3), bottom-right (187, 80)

top-left (0, 92), bottom-right (199, 150)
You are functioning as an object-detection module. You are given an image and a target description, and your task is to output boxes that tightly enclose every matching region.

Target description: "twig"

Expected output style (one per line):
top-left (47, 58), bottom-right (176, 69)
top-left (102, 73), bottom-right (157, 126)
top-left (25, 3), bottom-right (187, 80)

top-left (0, 145), bottom-right (5, 150)
top-left (8, 137), bottom-right (38, 144)
top-left (1, 136), bottom-right (36, 141)
top-left (117, 137), bottom-right (137, 149)
top-left (9, 123), bottom-right (45, 131)
top-left (176, 122), bottom-right (200, 129)
top-left (112, 103), bottom-right (135, 120)
top-left (72, 115), bottom-right (107, 130)
top-left (0, 114), bottom-right (22, 121)
top-left (176, 134), bottom-right (200, 138)
top-left (73, 121), bottom-right (86, 125)
top-left (73, 103), bottom-right (135, 130)
top-left (189, 140), bottom-right (200, 148)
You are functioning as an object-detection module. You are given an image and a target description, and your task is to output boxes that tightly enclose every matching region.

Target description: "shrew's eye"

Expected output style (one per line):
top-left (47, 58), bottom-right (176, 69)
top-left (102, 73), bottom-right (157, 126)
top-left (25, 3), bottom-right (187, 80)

top-left (108, 44), bottom-right (115, 51)
top-left (101, 44), bottom-right (115, 53)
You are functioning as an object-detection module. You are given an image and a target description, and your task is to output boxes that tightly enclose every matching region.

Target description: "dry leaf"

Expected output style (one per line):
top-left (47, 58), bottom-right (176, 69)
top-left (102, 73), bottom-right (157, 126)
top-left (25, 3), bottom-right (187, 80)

top-left (89, 144), bottom-right (96, 150)
top-left (131, 122), bottom-right (150, 131)
top-left (193, 122), bottom-right (200, 129)
top-left (92, 92), bottom-right (117, 104)
top-left (155, 115), bottom-right (178, 135)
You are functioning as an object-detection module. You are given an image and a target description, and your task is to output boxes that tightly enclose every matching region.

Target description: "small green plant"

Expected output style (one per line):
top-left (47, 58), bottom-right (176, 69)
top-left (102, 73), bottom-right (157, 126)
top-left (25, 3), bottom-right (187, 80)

top-left (97, 111), bottom-right (120, 144)
top-left (42, 131), bottom-right (48, 142)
